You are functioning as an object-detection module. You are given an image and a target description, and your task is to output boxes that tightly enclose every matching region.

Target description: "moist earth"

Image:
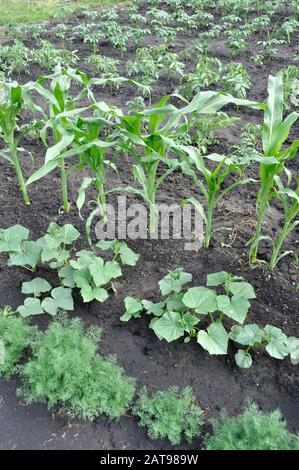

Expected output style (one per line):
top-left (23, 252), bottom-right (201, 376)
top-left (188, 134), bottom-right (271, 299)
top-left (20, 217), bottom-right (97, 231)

top-left (0, 0), bottom-right (298, 450)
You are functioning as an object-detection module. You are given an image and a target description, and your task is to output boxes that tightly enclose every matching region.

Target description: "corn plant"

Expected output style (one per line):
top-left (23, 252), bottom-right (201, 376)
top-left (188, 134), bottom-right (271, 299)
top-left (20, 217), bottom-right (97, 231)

top-left (115, 90), bottom-right (261, 234)
top-left (26, 66), bottom-right (92, 212)
top-left (0, 81), bottom-right (38, 205)
top-left (115, 97), bottom-right (183, 233)
top-left (248, 75), bottom-right (299, 264)
top-left (264, 174), bottom-right (299, 270)
top-left (179, 148), bottom-right (255, 248)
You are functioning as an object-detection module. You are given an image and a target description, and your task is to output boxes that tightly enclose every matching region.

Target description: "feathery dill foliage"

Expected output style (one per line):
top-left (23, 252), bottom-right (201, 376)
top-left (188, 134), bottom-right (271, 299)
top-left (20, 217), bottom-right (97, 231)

top-left (204, 402), bottom-right (299, 450)
top-left (18, 317), bottom-right (136, 420)
top-left (133, 386), bottom-right (204, 445)
top-left (0, 314), bottom-right (36, 377)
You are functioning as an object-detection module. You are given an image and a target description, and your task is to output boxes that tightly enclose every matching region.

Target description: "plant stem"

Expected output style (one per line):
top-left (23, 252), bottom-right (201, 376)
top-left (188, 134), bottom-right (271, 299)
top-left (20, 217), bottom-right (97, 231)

top-left (98, 182), bottom-right (107, 223)
top-left (10, 142), bottom-right (30, 205)
top-left (269, 219), bottom-right (290, 270)
top-left (60, 158), bottom-right (69, 212)
top-left (148, 168), bottom-right (157, 233)
top-left (204, 200), bottom-right (214, 249)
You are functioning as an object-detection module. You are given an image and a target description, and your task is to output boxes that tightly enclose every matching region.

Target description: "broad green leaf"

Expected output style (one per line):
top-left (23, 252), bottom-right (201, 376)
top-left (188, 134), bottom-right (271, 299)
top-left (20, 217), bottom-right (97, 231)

top-left (158, 269), bottom-right (192, 296)
top-left (264, 325), bottom-right (289, 359)
top-left (235, 350), bottom-right (253, 368)
top-left (230, 323), bottom-right (264, 346)
top-left (229, 282), bottom-right (256, 299)
top-left (41, 287), bottom-right (74, 316)
top-left (96, 240), bottom-right (116, 251)
top-left (45, 223), bottom-right (80, 248)
top-left (119, 244), bottom-right (140, 266)
top-left (80, 285), bottom-right (108, 303)
top-left (120, 296), bottom-right (143, 321)
top-left (27, 159), bottom-right (59, 185)
top-left (152, 311), bottom-right (185, 342)
top-left (73, 268), bottom-right (92, 289)
top-left (80, 284), bottom-right (94, 303)
top-left (182, 313), bottom-right (200, 333)
top-left (287, 337), bottom-right (299, 365)
top-left (17, 298), bottom-right (44, 317)
top-left (70, 250), bottom-right (98, 269)
top-left (166, 293), bottom-right (185, 312)
top-left (207, 271), bottom-right (230, 287)
top-left (41, 246), bottom-right (69, 264)
top-left (77, 177), bottom-right (94, 215)
top-left (58, 264), bottom-right (75, 288)
top-left (142, 300), bottom-right (165, 317)
top-left (217, 294), bottom-right (250, 324)
top-left (93, 287), bottom-right (109, 302)
top-left (197, 321), bottom-right (229, 355)
top-left (0, 225), bottom-right (29, 252)
top-left (9, 240), bottom-right (42, 269)
top-left (22, 277), bottom-right (52, 297)
top-left (124, 296), bottom-right (143, 314)
top-left (45, 134), bottom-right (74, 163)
top-left (90, 259), bottom-right (122, 286)
top-left (183, 287), bottom-right (217, 314)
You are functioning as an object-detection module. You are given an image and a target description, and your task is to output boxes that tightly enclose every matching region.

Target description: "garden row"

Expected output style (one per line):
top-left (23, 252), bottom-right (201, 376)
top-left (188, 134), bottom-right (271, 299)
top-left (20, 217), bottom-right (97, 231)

top-left (0, 0), bottom-right (298, 450)
top-left (1, 311), bottom-right (299, 449)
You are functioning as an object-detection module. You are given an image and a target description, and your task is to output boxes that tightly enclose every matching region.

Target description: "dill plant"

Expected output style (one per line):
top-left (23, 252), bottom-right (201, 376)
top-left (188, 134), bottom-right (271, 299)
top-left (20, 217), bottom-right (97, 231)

top-left (18, 317), bottom-right (136, 420)
top-left (133, 386), bottom-right (204, 445)
top-left (204, 402), bottom-right (299, 450)
top-left (0, 314), bottom-right (36, 377)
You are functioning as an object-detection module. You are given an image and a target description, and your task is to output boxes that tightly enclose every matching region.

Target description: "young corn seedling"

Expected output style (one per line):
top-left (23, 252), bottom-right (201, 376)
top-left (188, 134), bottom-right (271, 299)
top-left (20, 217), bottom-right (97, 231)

top-left (116, 90), bottom-right (262, 234)
top-left (0, 81), bottom-right (38, 205)
top-left (248, 75), bottom-right (299, 264)
top-left (73, 109), bottom-right (121, 242)
top-left (26, 66), bottom-right (92, 212)
top-left (178, 147), bottom-right (255, 248)
top-left (115, 99), bottom-right (182, 233)
top-left (267, 174), bottom-right (299, 270)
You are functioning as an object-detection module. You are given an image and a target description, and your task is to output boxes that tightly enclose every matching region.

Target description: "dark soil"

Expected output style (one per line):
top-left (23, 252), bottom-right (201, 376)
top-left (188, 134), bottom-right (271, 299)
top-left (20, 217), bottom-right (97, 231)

top-left (0, 1), bottom-right (298, 450)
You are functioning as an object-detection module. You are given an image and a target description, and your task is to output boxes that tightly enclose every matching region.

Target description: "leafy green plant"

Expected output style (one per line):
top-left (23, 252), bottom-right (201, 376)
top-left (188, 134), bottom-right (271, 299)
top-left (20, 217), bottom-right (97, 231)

top-left (279, 17), bottom-right (299, 44)
top-left (0, 222), bottom-right (139, 312)
top-left (204, 401), bottom-right (299, 450)
top-left (0, 40), bottom-right (30, 77)
top-left (0, 81), bottom-right (38, 204)
top-left (32, 41), bottom-right (78, 71)
top-left (133, 386), bottom-right (204, 445)
top-left (85, 54), bottom-right (119, 77)
top-left (26, 66), bottom-right (92, 212)
top-left (179, 57), bottom-right (222, 98)
top-left (262, 174), bottom-right (299, 270)
top-left (0, 314), bottom-right (36, 377)
top-left (185, 112), bottom-right (239, 154)
top-left (126, 96), bottom-right (145, 115)
top-left (222, 62), bottom-right (251, 99)
top-left (121, 269), bottom-right (298, 368)
top-left (18, 317), bottom-right (136, 420)
top-left (248, 75), bottom-right (299, 264)
top-left (179, 147), bottom-right (255, 248)
top-left (280, 65), bottom-right (299, 109)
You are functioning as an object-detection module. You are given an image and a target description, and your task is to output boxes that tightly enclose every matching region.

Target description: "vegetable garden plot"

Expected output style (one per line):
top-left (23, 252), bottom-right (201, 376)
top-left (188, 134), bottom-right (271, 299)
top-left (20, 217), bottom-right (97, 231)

top-left (0, 0), bottom-right (298, 451)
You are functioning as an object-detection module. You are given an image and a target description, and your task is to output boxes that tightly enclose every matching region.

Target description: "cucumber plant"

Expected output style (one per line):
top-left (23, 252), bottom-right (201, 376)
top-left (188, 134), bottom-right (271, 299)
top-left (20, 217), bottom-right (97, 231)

top-left (0, 222), bottom-right (139, 316)
top-left (121, 269), bottom-right (299, 368)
